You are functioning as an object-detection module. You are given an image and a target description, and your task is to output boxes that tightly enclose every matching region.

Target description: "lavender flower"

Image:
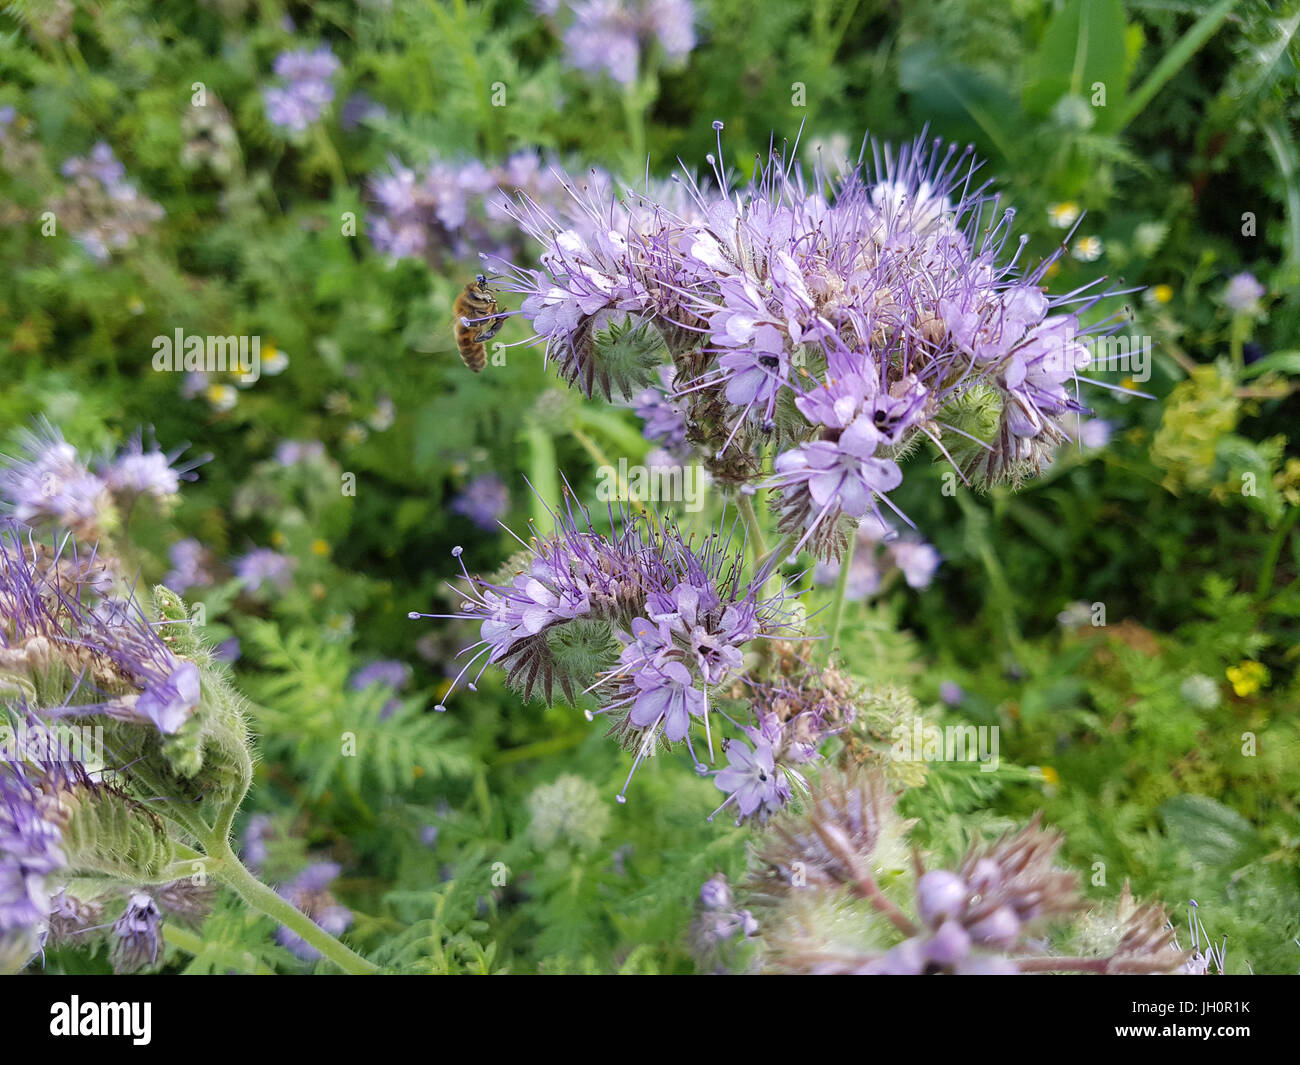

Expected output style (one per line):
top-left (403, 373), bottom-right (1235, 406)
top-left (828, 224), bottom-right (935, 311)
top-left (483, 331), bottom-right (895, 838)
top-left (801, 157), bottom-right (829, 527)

top-left (241, 814), bottom-right (275, 874)
top-left (0, 533), bottom-right (202, 735)
top-left (110, 892), bottom-right (163, 973)
top-left (0, 425), bottom-right (201, 542)
top-left (53, 143), bottom-right (164, 260)
top-left (340, 92), bottom-right (385, 131)
top-left (0, 767), bottom-right (66, 972)
top-left (413, 497), bottom-right (793, 802)
top-left (0, 425), bottom-right (111, 540)
top-left (1175, 900), bottom-right (1227, 975)
top-left (710, 730), bottom-right (790, 823)
top-left (367, 148), bottom-right (598, 266)
top-left (889, 539), bottom-right (941, 590)
top-left (263, 46), bottom-right (340, 134)
top-left (275, 862), bottom-right (354, 961)
top-left (631, 365), bottom-right (691, 460)
top-left (101, 435), bottom-right (199, 501)
top-left (349, 659), bottom-right (411, 692)
top-left (495, 130), bottom-right (1120, 559)
top-left (234, 548), bottom-right (296, 595)
top-left (690, 872), bottom-right (758, 965)
top-left (274, 439), bottom-right (326, 466)
top-left (451, 475), bottom-right (510, 531)
top-left (555, 0), bottom-right (696, 85)
top-left (1223, 272), bottom-right (1265, 314)
top-left (939, 681), bottom-right (965, 707)
top-left (164, 538), bottom-right (214, 594)
top-left (814, 513), bottom-right (940, 598)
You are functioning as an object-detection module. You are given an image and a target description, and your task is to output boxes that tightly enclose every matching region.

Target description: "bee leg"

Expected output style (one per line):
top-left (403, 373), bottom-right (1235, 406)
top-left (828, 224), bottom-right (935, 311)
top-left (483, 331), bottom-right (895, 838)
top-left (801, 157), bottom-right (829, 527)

top-left (476, 316), bottom-right (507, 343)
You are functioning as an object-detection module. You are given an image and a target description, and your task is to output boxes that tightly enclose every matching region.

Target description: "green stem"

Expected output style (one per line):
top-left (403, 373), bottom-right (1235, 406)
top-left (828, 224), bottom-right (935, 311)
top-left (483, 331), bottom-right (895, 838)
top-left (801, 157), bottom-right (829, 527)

top-left (570, 426), bottom-right (648, 515)
top-left (204, 838), bottom-right (380, 975)
top-left (210, 742), bottom-right (254, 852)
top-left (825, 528), bottom-right (857, 661)
top-left (1262, 117), bottom-right (1300, 273)
top-left (523, 419), bottom-right (560, 534)
top-left (312, 124), bottom-right (349, 192)
top-left (1115, 0), bottom-right (1240, 131)
top-left (736, 494), bottom-right (769, 562)
top-left (1257, 504), bottom-right (1299, 601)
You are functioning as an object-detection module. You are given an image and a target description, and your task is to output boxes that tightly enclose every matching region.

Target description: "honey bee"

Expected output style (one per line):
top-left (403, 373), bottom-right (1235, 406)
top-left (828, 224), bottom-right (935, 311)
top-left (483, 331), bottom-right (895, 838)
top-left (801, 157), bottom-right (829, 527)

top-left (452, 274), bottom-right (507, 372)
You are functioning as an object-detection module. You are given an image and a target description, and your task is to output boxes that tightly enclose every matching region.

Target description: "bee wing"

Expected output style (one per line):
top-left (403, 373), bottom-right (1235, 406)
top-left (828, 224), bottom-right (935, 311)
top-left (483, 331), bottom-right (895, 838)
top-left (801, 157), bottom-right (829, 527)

top-left (411, 336), bottom-right (458, 354)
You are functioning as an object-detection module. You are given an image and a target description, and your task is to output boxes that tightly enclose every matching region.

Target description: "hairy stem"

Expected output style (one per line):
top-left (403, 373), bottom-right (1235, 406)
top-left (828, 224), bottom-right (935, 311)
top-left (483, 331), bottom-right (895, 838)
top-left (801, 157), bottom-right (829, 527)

top-left (203, 838), bottom-right (379, 975)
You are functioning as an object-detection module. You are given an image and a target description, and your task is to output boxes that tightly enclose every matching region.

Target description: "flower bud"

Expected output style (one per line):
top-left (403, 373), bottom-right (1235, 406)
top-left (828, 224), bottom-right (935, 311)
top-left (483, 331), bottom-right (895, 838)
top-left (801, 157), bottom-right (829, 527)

top-left (917, 869), bottom-right (968, 926)
top-left (968, 904), bottom-right (1022, 949)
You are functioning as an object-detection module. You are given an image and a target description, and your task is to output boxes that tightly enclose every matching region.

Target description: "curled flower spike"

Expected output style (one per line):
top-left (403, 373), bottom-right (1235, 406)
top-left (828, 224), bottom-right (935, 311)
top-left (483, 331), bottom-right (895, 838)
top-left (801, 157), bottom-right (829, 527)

top-left (0, 523), bottom-right (202, 735)
top-left (411, 490), bottom-right (797, 803)
top-left (0, 763), bottom-right (68, 973)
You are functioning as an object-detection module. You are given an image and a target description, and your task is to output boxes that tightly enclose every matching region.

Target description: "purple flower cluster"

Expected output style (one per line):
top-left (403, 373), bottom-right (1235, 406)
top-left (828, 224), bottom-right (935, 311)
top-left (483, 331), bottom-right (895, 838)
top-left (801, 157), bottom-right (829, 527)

top-left (631, 365), bottom-right (691, 460)
top-left (110, 892), bottom-right (163, 974)
top-left (753, 774), bottom-right (1187, 975)
top-left (263, 46), bottom-right (340, 134)
top-left (275, 862), bottom-right (354, 961)
top-left (234, 548), bottom-right (296, 596)
top-left (274, 439), bottom-right (327, 466)
top-left (55, 143), bottom-right (164, 261)
top-left (691, 874), bottom-right (758, 960)
top-left (0, 530), bottom-right (202, 735)
top-left (368, 149), bottom-right (608, 266)
top-left (450, 474), bottom-right (510, 531)
top-left (545, 0), bottom-right (697, 85)
top-left (813, 513), bottom-right (940, 598)
top-left (496, 129), bottom-right (1118, 560)
top-left (1222, 272), bottom-right (1265, 314)
top-left (0, 424), bottom-right (201, 542)
top-left (416, 499), bottom-right (792, 801)
top-left (0, 766), bottom-right (66, 972)
top-left (164, 538), bottom-right (215, 595)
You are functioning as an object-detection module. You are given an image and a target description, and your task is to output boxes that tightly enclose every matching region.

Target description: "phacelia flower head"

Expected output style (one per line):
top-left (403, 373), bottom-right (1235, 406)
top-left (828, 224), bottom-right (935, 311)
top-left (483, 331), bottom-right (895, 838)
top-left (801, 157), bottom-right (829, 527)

top-left (551, 0), bottom-right (696, 85)
top-left (0, 424), bottom-right (202, 543)
top-left (1222, 272), bottom-right (1265, 314)
top-left (234, 548), bottom-right (296, 595)
top-left (412, 492), bottom-right (795, 805)
top-left (263, 46), bottom-right (340, 134)
top-left (0, 425), bottom-right (112, 541)
top-left (451, 474), bottom-right (510, 531)
top-left (494, 127), bottom-right (1122, 560)
top-left (0, 765), bottom-right (67, 973)
top-left (110, 892), bottom-right (163, 973)
top-left (0, 529), bottom-right (202, 735)
top-left (53, 143), bottom-right (164, 261)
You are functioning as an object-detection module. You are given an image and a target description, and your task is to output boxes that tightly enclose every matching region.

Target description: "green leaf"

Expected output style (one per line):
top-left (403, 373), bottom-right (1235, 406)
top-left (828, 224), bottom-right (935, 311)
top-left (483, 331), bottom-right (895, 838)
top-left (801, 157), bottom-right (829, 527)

top-left (1159, 794), bottom-right (1262, 866)
top-left (1023, 0), bottom-right (1129, 131)
top-left (897, 42), bottom-right (1021, 163)
top-left (1238, 350), bottom-right (1300, 380)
